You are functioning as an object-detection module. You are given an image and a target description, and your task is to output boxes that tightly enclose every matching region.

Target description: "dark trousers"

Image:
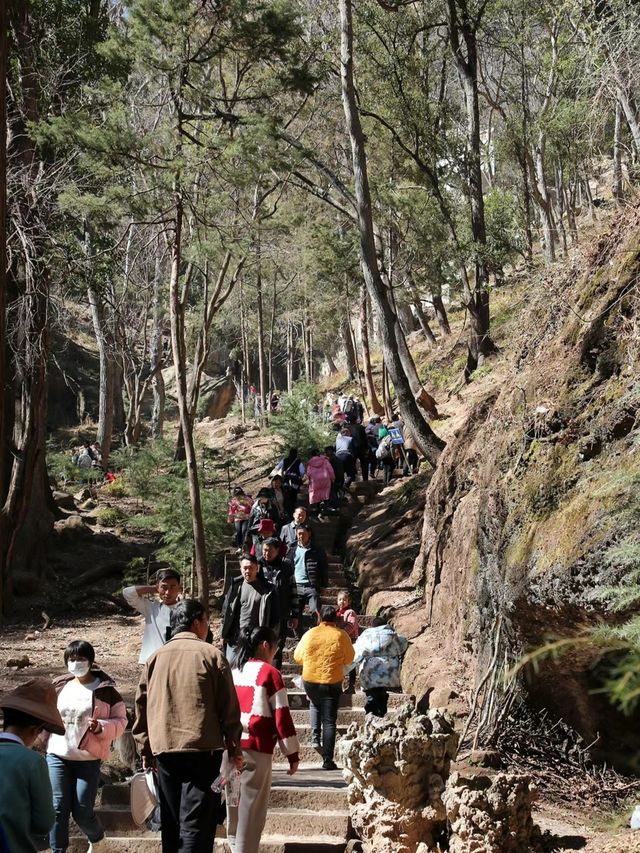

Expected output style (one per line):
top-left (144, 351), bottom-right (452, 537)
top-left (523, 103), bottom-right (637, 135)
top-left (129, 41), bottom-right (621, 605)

top-left (274, 618), bottom-right (289, 670)
top-left (303, 680), bottom-right (342, 762)
top-left (297, 584), bottom-right (319, 616)
top-left (357, 454), bottom-right (369, 481)
top-left (337, 453), bottom-right (356, 486)
top-left (382, 457), bottom-right (395, 484)
top-left (365, 687), bottom-right (389, 717)
top-left (156, 750), bottom-right (223, 853)
top-left (403, 448), bottom-right (419, 475)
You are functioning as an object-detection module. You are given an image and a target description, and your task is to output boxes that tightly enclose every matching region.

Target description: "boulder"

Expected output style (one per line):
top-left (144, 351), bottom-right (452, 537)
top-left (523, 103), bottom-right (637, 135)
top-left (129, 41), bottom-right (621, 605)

top-left (443, 771), bottom-right (541, 853)
top-left (338, 704), bottom-right (458, 853)
top-left (162, 366), bottom-right (236, 419)
top-left (54, 515), bottom-right (93, 541)
top-left (53, 490), bottom-right (76, 511)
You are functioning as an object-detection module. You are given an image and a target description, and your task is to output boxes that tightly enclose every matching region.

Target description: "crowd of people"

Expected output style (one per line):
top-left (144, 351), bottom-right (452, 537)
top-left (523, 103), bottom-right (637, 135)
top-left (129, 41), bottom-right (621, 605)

top-left (1, 564), bottom-right (408, 853)
top-left (1, 393), bottom-right (413, 853)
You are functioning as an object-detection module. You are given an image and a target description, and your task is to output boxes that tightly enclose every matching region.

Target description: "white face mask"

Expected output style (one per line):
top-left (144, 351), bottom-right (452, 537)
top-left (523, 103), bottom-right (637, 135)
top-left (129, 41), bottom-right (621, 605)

top-left (68, 660), bottom-right (90, 677)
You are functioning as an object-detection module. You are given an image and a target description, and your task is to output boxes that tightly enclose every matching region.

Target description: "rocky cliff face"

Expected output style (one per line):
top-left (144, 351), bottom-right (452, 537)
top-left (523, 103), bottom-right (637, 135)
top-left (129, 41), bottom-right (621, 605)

top-left (349, 204), bottom-right (640, 764)
top-left (412, 204), bottom-right (640, 762)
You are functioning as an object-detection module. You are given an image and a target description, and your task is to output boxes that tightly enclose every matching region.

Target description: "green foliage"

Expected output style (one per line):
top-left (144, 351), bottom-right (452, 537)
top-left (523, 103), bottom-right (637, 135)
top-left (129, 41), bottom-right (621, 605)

top-left (101, 480), bottom-right (128, 499)
top-left (47, 449), bottom-right (80, 485)
top-left (123, 556), bottom-right (150, 588)
top-left (117, 440), bottom-right (229, 571)
top-left (95, 506), bottom-right (125, 527)
top-left (484, 189), bottom-right (524, 273)
top-left (269, 382), bottom-right (332, 459)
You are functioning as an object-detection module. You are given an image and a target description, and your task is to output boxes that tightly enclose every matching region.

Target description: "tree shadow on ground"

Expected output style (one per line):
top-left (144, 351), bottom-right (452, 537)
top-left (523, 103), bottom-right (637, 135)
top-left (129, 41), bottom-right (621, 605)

top-left (543, 834), bottom-right (587, 851)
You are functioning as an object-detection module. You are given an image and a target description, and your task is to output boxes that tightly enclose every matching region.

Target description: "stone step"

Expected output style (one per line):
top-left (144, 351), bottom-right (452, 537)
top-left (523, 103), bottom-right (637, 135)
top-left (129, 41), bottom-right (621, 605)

top-left (273, 745), bottom-right (339, 767)
top-left (291, 707), bottom-right (364, 726)
top-left (101, 781), bottom-right (347, 813)
top-left (68, 834), bottom-right (346, 852)
top-left (94, 802), bottom-right (348, 838)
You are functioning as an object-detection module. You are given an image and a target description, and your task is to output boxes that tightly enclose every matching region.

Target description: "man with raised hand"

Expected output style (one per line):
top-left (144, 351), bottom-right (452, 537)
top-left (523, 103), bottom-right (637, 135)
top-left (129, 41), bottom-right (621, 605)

top-left (123, 567), bottom-right (182, 663)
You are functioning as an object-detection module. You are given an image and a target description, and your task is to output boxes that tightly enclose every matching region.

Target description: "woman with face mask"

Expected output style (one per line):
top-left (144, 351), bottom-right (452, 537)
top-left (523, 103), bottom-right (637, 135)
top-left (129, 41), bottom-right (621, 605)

top-left (44, 640), bottom-right (127, 853)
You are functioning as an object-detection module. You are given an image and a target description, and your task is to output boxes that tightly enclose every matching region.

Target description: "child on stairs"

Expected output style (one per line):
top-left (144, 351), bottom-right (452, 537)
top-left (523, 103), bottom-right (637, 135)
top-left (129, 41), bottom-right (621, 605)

top-left (336, 590), bottom-right (359, 694)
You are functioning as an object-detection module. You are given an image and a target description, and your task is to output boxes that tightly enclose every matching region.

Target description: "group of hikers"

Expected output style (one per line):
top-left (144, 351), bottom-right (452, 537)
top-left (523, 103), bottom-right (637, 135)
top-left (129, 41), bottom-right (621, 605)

top-left (1, 404), bottom-right (412, 853)
top-left (0, 567), bottom-right (407, 853)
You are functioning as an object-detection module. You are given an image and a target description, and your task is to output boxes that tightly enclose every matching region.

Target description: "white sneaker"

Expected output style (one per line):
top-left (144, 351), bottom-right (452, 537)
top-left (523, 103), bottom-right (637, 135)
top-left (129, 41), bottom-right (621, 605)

top-left (88, 839), bottom-right (108, 852)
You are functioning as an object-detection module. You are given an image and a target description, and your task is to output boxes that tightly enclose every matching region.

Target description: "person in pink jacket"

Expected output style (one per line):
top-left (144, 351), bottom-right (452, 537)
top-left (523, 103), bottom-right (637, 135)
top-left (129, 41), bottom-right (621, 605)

top-left (44, 640), bottom-right (127, 853)
top-left (306, 449), bottom-right (335, 509)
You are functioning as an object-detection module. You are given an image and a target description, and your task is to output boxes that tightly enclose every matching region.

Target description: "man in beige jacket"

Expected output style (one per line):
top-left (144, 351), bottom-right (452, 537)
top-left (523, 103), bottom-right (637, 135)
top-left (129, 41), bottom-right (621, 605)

top-left (133, 599), bottom-right (242, 853)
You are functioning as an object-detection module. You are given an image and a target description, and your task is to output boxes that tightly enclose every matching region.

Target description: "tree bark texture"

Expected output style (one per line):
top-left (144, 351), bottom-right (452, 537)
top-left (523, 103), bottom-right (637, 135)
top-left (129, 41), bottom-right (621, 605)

top-left (87, 284), bottom-right (115, 466)
top-left (150, 248), bottom-right (165, 439)
top-left (339, 0), bottom-right (444, 465)
top-left (613, 100), bottom-right (624, 202)
top-left (1, 0), bottom-right (56, 609)
top-left (446, 0), bottom-right (497, 377)
top-left (168, 195), bottom-right (209, 610)
top-left (360, 285), bottom-right (384, 415)
top-left (0, 0), bottom-right (8, 615)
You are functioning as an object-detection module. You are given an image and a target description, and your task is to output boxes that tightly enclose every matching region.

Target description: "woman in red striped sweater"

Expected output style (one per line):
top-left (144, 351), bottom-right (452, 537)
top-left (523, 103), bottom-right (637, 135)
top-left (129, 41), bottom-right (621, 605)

top-left (227, 626), bottom-right (299, 853)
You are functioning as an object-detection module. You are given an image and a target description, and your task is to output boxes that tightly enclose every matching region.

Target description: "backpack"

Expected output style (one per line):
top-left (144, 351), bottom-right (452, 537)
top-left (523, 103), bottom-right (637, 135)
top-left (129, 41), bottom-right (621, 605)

top-left (343, 398), bottom-right (355, 415)
top-left (389, 427), bottom-right (404, 446)
top-left (376, 435), bottom-right (393, 459)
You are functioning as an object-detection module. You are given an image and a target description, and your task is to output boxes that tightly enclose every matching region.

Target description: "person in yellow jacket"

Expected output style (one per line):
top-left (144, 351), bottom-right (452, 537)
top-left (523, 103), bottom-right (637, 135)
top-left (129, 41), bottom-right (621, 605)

top-left (293, 605), bottom-right (354, 770)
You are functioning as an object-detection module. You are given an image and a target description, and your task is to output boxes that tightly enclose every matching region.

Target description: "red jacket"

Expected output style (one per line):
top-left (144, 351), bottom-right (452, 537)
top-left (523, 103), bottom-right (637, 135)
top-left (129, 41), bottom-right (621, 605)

top-left (232, 660), bottom-right (299, 766)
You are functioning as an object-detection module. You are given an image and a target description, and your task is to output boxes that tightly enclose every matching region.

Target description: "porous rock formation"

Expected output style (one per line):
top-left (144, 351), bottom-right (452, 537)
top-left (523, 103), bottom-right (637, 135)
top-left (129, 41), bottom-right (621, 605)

top-left (338, 704), bottom-right (458, 852)
top-left (443, 771), bottom-right (541, 853)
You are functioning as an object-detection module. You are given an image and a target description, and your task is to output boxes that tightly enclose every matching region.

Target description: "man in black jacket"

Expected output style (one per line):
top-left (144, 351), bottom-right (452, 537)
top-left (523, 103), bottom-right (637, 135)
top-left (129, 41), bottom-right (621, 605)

top-left (258, 538), bottom-right (299, 669)
top-left (220, 555), bottom-right (280, 666)
top-left (285, 525), bottom-right (328, 624)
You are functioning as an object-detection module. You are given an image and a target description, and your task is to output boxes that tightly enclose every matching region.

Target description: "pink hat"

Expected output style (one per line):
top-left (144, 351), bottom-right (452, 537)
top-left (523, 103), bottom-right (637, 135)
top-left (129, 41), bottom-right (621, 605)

top-left (256, 519), bottom-right (275, 535)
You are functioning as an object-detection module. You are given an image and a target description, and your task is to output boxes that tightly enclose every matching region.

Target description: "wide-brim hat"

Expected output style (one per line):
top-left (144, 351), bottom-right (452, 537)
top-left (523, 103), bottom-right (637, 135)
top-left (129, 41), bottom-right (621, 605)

top-left (130, 770), bottom-right (159, 826)
top-left (0, 677), bottom-right (65, 735)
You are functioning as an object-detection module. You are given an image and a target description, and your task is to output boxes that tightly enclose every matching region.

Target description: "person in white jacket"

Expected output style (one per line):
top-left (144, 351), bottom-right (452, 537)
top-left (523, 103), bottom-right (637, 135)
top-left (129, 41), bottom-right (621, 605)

top-left (123, 568), bottom-right (182, 663)
top-left (349, 617), bottom-right (408, 717)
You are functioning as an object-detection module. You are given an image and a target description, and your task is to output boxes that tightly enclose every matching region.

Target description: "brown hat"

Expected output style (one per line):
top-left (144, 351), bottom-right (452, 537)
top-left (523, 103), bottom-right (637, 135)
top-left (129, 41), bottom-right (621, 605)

top-left (0, 678), bottom-right (65, 735)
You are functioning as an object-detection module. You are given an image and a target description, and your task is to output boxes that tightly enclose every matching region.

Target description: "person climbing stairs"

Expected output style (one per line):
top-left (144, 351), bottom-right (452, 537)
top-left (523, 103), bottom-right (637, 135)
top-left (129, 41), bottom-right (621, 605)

top-left (69, 480), bottom-right (410, 852)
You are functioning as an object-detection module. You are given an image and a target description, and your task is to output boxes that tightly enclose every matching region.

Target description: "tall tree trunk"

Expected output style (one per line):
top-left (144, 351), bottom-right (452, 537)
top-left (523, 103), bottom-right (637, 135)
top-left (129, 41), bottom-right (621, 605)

top-left (0, 0), bottom-right (8, 615)
top-left (555, 163), bottom-right (568, 256)
top-left (431, 286), bottom-right (451, 336)
top-left (360, 285), bottom-right (384, 415)
top-left (168, 193), bottom-right (208, 609)
top-left (533, 135), bottom-right (556, 263)
top-left (87, 283), bottom-right (114, 467)
top-left (616, 86), bottom-right (640, 156)
top-left (339, 0), bottom-right (444, 464)
top-left (340, 313), bottom-right (358, 380)
top-left (520, 39), bottom-right (534, 267)
top-left (268, 274), bottom-right (277, 394)
top-left (150, 248), bottom-right (165, 439)
top-left (2, 0), bottom-right (56, 608)
top-left (446, 1), bottom-right (497, 378)
top-left (409, 279), bottom-right (437, 346)
top-left (382, 361), bottom-right (393, 421)
top-left (255, 229), bottom-right (267, 428)
top-left (286, 320), bottom-right (294, 392)
top-left (84, 222), bottom-right (114, 466)
top-left (613, 100), bottom-right (624, 202)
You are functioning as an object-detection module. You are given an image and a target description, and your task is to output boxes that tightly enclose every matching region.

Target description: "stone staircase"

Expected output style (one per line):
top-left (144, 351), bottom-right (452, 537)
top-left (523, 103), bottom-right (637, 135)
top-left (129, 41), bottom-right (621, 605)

top-left (67, 479), bottom-right (412, 852)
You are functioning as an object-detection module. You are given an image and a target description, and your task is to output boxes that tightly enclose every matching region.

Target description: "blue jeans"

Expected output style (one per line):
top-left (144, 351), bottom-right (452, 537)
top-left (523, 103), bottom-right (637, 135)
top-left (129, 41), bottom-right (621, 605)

top-left (47, 754), bottom-right (103, 852)
top-left (303, 680), bottom-right (342, 762)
